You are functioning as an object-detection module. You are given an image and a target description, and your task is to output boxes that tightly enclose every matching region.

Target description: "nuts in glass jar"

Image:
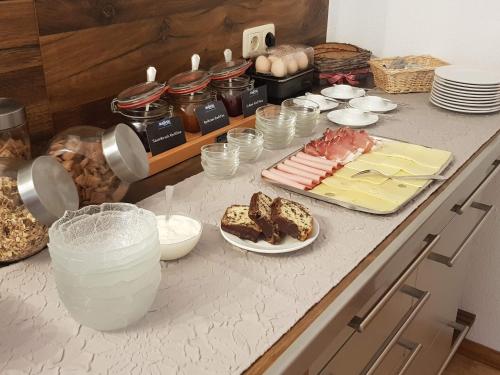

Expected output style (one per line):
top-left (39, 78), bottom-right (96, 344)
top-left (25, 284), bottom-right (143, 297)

top-left (0, 177), bottom-right (48, 262)
top-left (0, 137), bottom-right (30, 159)
top-left (48, 132), bottom-right (129, 205)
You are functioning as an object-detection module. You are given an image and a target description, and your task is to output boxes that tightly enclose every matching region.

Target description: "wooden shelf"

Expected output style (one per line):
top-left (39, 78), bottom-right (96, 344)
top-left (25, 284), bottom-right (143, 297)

top-left (148, 115), bottom-right (256, 176)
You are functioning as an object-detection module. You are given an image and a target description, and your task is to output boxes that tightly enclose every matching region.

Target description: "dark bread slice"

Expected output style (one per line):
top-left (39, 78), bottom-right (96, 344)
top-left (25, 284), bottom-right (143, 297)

top-left (221, 205), bottom-right (262, 242)
top-left (249, 192), bottom-right (281, 244)
top-left (271, 198), bottom-right (313, 241)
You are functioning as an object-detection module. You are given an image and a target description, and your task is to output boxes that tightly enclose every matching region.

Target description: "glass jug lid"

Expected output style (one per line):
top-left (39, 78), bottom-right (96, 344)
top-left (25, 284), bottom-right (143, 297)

top-left (114, 81), bottom-right (167, 110)
top-left (168, 54), bottom-right (211, 94)
top-left (209, 49), bottom-right (252, 80)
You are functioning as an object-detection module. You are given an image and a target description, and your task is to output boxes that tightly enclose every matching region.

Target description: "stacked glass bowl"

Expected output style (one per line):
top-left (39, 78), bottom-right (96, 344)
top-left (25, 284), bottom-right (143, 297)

top-left (48, 203), bottom-right (161, 331)
top-left (227, 128), bottom-right (264, 162)
top-left (201, 143), bottom-right (240, 179)
top-left (281, 98), bottom-right (320, 137)
top-left (255, 104), bottom-right (297, 150)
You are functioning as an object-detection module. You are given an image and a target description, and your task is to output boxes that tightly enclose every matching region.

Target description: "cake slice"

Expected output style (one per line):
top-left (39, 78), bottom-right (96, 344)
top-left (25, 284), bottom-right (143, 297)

top-left (271, 198), bottom-right (313, 241)
top-left (249, 192), bottom-right (281, 244)
top-left (221, 205), bottom-right (262, 242)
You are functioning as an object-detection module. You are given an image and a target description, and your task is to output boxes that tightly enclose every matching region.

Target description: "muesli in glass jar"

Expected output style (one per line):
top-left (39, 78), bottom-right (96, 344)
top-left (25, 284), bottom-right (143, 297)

top-left (0, 98), bottom-right (31, 159)
top-left (47, 124), bottom-right (149, 206)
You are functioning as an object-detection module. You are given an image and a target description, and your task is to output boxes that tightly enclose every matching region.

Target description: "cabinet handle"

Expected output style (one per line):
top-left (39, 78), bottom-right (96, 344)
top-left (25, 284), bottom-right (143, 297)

top-left (395, 338), bottom-right (423, 375)
top-left (361, 285), bottom-right (430, 375)
top-left (429, 201), bottom-right (493, 267)
top-left (437, 322), bottom-right (470, 375)
top-left (350, 234), bottom-right (440, 332)
top-left (455, 159), bottom-right (499, 214)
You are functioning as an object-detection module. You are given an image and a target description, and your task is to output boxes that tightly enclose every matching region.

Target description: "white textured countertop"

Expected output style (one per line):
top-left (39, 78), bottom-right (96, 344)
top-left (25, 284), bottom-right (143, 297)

top-left (1, 93), bottom-right (500, 375)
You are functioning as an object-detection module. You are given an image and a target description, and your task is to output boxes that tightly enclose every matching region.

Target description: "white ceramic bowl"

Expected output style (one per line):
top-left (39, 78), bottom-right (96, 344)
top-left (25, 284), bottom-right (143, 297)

top-left (156, 215), bottom-right (203, 261)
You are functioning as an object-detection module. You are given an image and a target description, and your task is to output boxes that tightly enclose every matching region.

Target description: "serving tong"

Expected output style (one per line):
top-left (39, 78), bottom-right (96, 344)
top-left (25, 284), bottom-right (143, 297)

top-left (351, 169), bottom-right (448, 181)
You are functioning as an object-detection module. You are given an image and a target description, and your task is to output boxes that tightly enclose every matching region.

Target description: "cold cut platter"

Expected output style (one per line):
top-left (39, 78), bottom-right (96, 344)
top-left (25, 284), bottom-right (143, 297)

top-left (261, 127), bottom-right (453, 215)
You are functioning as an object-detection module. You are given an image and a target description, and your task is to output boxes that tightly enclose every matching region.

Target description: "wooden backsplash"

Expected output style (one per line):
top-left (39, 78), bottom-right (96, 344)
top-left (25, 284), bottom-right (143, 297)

top-left (0, 0), bottom-right (328, 145)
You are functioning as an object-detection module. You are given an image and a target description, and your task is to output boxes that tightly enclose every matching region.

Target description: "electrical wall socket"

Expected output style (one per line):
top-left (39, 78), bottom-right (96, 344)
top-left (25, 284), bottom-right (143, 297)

top-left (242, 24), bottom-right (275, 58)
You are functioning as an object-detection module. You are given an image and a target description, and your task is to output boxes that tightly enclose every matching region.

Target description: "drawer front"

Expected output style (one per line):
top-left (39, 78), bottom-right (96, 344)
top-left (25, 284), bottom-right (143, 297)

top-left (320, 274), bottom-right (421, 375)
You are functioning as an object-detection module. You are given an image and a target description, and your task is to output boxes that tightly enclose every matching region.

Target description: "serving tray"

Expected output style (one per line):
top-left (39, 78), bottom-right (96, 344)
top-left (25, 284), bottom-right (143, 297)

top-left (261, 136), bottom-right (454, 215)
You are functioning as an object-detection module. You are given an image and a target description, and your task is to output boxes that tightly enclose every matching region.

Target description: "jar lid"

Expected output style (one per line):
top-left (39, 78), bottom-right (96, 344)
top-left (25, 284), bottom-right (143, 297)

top-left (168, 54), bottom-right (211, 94)
top-left (0, 98), bottom-right (27, 130)
top-left (101, 123), bottom-right (149, 183)
top-left (16, 156), bottom-right (79, 226)
top-left (114, 81), bottom-right (167, 110)
top-left (209, 49), bottom-right (252, 80)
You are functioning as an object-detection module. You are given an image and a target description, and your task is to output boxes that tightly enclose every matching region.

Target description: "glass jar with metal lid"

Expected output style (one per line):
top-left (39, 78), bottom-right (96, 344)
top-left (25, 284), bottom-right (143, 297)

top-left (111, 81), bottom-right (172, 151)
top-left (0, 156), bottom-right (79, 263)
top-left (166, 54), bottom-right (217, 133)
top-left (46, 124), bottom-right (149, 206)
top-left (209, 49), bottom-right (254, 117)
top-left (0, 98), bottom-right (31, 160)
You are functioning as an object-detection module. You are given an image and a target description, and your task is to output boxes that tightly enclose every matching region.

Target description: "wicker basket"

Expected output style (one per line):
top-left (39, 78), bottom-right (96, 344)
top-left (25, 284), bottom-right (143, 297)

top-left (369, 55), bottom-right (448, 93)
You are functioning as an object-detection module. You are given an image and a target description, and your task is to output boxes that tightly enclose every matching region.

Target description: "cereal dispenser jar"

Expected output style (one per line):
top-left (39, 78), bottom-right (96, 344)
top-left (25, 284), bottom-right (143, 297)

top-left (166, 54), bottom-right (216, 133)
top-left (0, 98), bottom-right (31, 160)
top-left (47, 124), bottom-right (149, 206)
top-left (209, 49), bottom-right (254, 117)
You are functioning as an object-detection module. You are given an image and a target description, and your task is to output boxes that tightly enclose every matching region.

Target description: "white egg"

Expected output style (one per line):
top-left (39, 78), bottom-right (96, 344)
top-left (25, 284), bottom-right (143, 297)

top-left (286, 58), bottom-right (298, 75)
top-left (268, 55), bottom-right (279, 63)
top-left (295, 51), bottom-right (309, 70)
top-left (255, 55), bottom-right (271, 73)
top-left (271, 58), bottom-right (287, 77)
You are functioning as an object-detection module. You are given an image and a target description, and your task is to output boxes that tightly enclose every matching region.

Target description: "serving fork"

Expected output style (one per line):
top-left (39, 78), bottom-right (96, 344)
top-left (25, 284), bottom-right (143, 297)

top-left (351, 169), bottom-right (448, 181)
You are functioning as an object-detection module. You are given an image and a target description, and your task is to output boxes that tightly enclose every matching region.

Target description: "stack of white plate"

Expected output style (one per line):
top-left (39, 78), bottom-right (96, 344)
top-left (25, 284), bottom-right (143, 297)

top-left (430, 65), bottom-right (500, 114)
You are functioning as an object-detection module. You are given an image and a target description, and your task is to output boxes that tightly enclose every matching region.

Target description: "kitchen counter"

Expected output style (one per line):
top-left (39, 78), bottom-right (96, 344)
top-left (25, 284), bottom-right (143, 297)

top-left (1, 93), bottom-right (500, 375)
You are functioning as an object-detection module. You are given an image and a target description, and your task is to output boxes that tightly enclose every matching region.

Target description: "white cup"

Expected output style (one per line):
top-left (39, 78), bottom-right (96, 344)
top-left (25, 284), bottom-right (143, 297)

top-left (364, 96), bottom-right (386, 109)
top-left (344, 108), bottom-right (368, 121)
top-left (334, 84), bottom-right (355, 96)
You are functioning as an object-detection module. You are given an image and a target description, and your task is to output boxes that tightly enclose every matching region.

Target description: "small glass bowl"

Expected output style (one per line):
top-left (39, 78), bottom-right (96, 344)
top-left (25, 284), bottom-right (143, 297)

top-left (227, 128), bottom-right (264, 162)
top-left (281, 98), bottom-right (320, 137)
top-left (255, 105), bottom-right (296, 150)
top-left (200, 143), bottom-right (240, 179)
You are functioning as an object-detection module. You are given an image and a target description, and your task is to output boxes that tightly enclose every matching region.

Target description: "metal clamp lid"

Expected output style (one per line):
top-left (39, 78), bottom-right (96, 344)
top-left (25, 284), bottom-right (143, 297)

top-left (0, 98), bottom-right (27, 130)
top-left (168, 54), bottom-right (211, 94)
top-left (16, 156), bottom-right (79, 226)
top-left (209, 49), bottom-right (252, 81)
top-left (101, 124), bottom-right (149, 183)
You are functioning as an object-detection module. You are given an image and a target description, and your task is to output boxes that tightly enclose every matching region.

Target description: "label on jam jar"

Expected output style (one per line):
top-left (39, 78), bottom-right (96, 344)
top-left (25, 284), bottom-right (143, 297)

top-left (195, 101), bottom-right (230, 135)
top-left (241, 85), bottom-right (268, 117)
top-left (146, 116), bottom-right (187, 156)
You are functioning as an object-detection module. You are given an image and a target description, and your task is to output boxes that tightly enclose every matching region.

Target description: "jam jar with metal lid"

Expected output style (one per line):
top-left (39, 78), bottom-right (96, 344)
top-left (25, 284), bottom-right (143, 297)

top-left (0, 156), bottom-right (79, 263)
top-left (0, 98), bottom-right (31, 160)
top-left (209, 49), bottom-right (254, 117)
top-left (111, 81), bottom-right (173, 151)
top-left (46, 124), bottom-right (149, 206)
top-left (166, 54), bottom-right (216, 133)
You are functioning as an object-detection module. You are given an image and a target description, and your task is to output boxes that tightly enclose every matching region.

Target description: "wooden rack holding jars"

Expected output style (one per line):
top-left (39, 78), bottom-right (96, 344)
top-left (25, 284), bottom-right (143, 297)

top-left (147, 114), bottom-right (255, 176)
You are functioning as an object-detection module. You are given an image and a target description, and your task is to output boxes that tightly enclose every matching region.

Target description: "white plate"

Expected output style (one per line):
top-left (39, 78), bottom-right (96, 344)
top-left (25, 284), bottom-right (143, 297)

top-left (348, 97), bottom-right (397, 113)
top-left (430, 93), bottom-right (500, 109)
top-left (296, 94), bottom-right (339, 112)
top-left (220, 219), bottom-right (320, 254)
top-left (435, 65), bottom-right (500, 85)
top-left (431, 90), bottom-right (500, 106)
top-left (432, 86), bottom-right (500, 102)
top-left (327, 109), bottom-right (379, 127)
top-left (432, 82), bottom-right (500, 99)
top-left (434, 77), bottom-right (500, 92)
top-left (321, 86), bottom-right (366, 100)
top-left (430, 97), bottom-right (500, 113)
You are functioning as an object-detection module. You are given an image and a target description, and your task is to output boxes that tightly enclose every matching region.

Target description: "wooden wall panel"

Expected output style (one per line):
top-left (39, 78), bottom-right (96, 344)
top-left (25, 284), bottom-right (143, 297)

top-left (35, 0), bottom-right (328, 132)
top-left (0, 0), bottom-right (53, 141)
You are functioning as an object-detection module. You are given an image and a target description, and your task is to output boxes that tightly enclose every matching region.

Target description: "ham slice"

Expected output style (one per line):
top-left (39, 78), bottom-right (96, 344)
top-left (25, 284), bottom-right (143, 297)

top-left (290, 156), bottom-right (334, 173)
top-left (261, 169), bottom-right (308, 190)
top-left (270, 168), bottom-right (317, 187)
top-left (296, 152), bottom-right (338, 168)
top-left (325, 142), bottom-right (352, 162)
top-left (276, 163), bottom-right (321, 183)
top-left (283, 159), bottom-right (329, 177)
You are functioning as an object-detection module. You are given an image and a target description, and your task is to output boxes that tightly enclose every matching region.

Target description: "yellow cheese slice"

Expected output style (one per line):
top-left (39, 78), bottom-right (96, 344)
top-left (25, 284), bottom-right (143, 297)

top-left (337, 164), bottom-right (428, 188)
top-left (374, 140), bottom-right (452, 169)
top-left (321, 176), bottom-right (420, 204)
top-left (311, 183), bottom-right (398, 213)
top-left (334, 167), bottom-right (388, 185)
top-left (357, 152), bottom-right (439, 175)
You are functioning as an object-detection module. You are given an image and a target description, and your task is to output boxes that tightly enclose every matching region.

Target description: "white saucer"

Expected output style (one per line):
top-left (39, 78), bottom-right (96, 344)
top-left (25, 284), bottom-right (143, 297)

top-left (321, 85), bottom-right (366, 100)
top-left (327, 108), bottom-right (379, 127)
top-left (220, 219), bottom-right (320, 254)
top-left (349, 96), bottom-right (397, 113)
top-left (296, 94), bottom-right (339, 112)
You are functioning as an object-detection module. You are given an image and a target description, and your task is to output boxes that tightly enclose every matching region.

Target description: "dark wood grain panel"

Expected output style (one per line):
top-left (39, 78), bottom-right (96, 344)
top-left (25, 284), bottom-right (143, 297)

top-left (0, 0), bottom-right (39, 49)
top-left (38, 0), bottom-right (328, 125)
top-left (0, 46), bottom-right (42, 74)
